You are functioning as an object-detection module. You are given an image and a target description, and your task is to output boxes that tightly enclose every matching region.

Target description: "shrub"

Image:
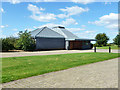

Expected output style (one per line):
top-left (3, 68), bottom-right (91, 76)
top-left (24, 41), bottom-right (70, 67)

top-left (93, 43), bottom-right (101, 47)
top-left (106, 43), bottom-right (111, 46)
top-left (2, 37), bottom-right (17, 51)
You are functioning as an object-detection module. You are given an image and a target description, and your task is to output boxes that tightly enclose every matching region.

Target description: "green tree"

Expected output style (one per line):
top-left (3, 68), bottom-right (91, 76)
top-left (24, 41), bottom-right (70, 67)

top-left (95, 33), bottom-right (109, 47)
top-left (113, 33), bottom-right (120, 45)
top-left (2, 37), bottom-right (17, 51)
top-left (15, 30), bottom-right (35, 51)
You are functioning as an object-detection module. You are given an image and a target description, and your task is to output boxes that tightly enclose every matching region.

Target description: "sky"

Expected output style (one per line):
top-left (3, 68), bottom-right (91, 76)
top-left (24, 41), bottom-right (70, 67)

top-left (0, 0), bottom-right (118, 43)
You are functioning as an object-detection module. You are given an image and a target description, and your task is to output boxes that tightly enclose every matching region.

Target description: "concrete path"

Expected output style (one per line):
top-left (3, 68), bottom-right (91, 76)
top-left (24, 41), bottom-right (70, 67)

top-left (1, 49), bottom-right (119, 58)
top-left (2, 58), bottom-right (118, 88)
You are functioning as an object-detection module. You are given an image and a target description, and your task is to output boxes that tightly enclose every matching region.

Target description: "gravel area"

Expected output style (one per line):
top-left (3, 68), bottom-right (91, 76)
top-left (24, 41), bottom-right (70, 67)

top-left (2, 58), bottom-right (118, 88)
top-left (1, 49), bottom-right (119, 58)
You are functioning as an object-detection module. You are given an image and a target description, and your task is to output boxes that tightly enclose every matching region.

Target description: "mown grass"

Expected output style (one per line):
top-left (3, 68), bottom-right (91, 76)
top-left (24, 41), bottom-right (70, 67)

top-left (96, 45), bottom-right (119, 49)
top-left (2, 52), bottom-right (119, 83)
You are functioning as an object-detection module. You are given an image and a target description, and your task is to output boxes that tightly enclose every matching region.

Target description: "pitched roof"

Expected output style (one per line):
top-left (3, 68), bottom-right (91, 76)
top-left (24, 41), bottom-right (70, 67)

top-left (30, 26), bottom-right (96, 41)
top-left (52, 27), bottom-right (79, 40)
top-left (30, 27), bottom-right (44, 38)
top-left (30, 27), bottom-right (64, 38)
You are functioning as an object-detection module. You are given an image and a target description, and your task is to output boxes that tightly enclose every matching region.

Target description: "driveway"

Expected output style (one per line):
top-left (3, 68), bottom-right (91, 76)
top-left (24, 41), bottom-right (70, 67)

top-left (1, 49), bottom-right (119, 58)
top-left (2, 58), bottom-right (118, 88)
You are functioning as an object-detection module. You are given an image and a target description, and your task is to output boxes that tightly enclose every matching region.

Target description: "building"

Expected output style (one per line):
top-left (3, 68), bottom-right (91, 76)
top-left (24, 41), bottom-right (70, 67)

top-left (30, 26), bottom-right (96, 50)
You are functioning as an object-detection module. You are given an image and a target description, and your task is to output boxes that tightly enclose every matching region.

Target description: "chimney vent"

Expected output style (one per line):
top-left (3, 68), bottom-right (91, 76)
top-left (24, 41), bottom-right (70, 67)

top-left (53, 26), bottom-right (65, 29)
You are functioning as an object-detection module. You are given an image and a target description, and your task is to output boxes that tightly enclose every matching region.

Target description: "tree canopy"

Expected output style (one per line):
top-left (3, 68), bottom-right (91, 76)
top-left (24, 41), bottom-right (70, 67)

top-left (113, 33), bottom-right (120, 45)
top-left (2, 37), bottom-right (16, 51)
top-left (15, 30), bottom-right (35, 51)
top-left (95, 33), bottom-right (109, 47)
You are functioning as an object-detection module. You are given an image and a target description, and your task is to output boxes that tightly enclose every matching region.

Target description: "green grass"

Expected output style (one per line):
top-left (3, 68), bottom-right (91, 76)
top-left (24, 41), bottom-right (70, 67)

top-left (2, 52), bottom-right (119, 83)
top-left (96, 45), bottom-right (119, 49)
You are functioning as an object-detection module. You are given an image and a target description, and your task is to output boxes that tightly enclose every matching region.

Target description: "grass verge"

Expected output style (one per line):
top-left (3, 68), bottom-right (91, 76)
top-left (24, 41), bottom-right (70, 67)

top-left (2, 52), bottom-right (119, 83)
top-left (96, 45), bottom-right (119, 49)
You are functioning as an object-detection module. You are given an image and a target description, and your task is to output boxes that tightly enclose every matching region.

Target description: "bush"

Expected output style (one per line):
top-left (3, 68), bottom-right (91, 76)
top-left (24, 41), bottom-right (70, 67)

top-left (93, 43), bottom-right (101, 47)
top-left (2, 37), bottom-right (17, 51)
top-left (106, 43), bottom-right (111, 46)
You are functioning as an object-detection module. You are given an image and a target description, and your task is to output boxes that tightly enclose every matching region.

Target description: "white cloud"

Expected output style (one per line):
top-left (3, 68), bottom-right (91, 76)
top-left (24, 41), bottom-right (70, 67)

top-left (81, 25), bottom-right (86, 27)
top-left (30, 13), bottom-right (56, 22)
top-left (62, 18), bottom-right (78, 26)
top-left (28, 4), bottom-right (44, 14)
top-left (36, 23), bottom-right (63, 28)
top-left (57, 14), bottom-right (69, 19)
top-left (0, 25), bottom-right (8, 28)
top-left (67, 28), bottom-right (85, 32)
top-left (106, 24), bottom-right (118, 29)
top-left (40, 7), bottom-right (45, 11)
top-left (60, 6), bottom-right (89, 16)
top-left (13, 32), bottom-right (19, 37)
top-left (88, 13), bottom-right (118, 30)
top-left (57, 6), bottom-right (89, 19)
top-left (28, 5), bottom-right (89, 22)
top-left (9, 0), bottom-right (21, 4)
top-left (75, 30), bottom-right (96, 39)
top-left (71, 0), bottom-right (95, 4)
top-left (85, 30), bottom-right (95, 33)
top-left (28, 4), bottom-right (56, 22)
top-left (0, 25), bottom-right (5, 28)
top-left (1, 8), bottom-right (4, 13)
top-left (13, 28), bottom-right (18, 31)
top-left (0, 34), bottom-right (6, 38)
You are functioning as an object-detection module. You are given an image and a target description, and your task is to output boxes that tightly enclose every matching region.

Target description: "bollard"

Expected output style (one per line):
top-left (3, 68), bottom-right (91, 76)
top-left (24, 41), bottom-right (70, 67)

top-left (94, 46), bottom-right (96, 52)
top-left (109, 46), bottom-right (111, 53)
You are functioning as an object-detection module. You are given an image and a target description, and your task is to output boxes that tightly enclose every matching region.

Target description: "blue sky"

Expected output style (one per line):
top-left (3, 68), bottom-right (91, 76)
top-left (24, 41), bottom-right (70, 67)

top-left (0, 1), bottom-right (118, 43)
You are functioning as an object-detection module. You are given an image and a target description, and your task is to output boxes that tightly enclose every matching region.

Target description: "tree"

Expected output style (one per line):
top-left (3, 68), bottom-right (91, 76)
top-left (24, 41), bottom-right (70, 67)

top-left (113, 33), bottom-right (120, 45)
top-left (2, 37), bottom-right (17, 51)
top-left (15, 30), bottom-right (35, 51)
top-left (95, 33), bottom-right (109, 47)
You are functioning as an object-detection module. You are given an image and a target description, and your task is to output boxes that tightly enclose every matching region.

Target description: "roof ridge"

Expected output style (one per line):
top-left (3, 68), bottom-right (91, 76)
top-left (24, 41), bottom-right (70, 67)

top-left (52, 28), bottom-right (68, 38)
top-left (51, 29), bottom-right (64, 37)
top-left (44, 27), bottom-right (65, 37)
top-left (62, 28), bottom-right (79, 38)
top-left (35, 27), bottom-right (46, 38)
top-left (35, 27), bottom-right (65, 38)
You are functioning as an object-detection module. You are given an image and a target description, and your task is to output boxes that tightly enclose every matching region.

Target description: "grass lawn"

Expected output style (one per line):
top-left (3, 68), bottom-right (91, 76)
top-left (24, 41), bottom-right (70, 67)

top-left (2, 52), bottom-right (119, 83)
top-left (96, 45), bottom-right (119, 49)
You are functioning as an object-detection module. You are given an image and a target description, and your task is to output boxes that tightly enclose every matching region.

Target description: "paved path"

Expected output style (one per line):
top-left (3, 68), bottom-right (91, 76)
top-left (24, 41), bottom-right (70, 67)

top-left (1, 49), bottom-right (119, 58)
top-left (2, 58), bottom-right (118, 88)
